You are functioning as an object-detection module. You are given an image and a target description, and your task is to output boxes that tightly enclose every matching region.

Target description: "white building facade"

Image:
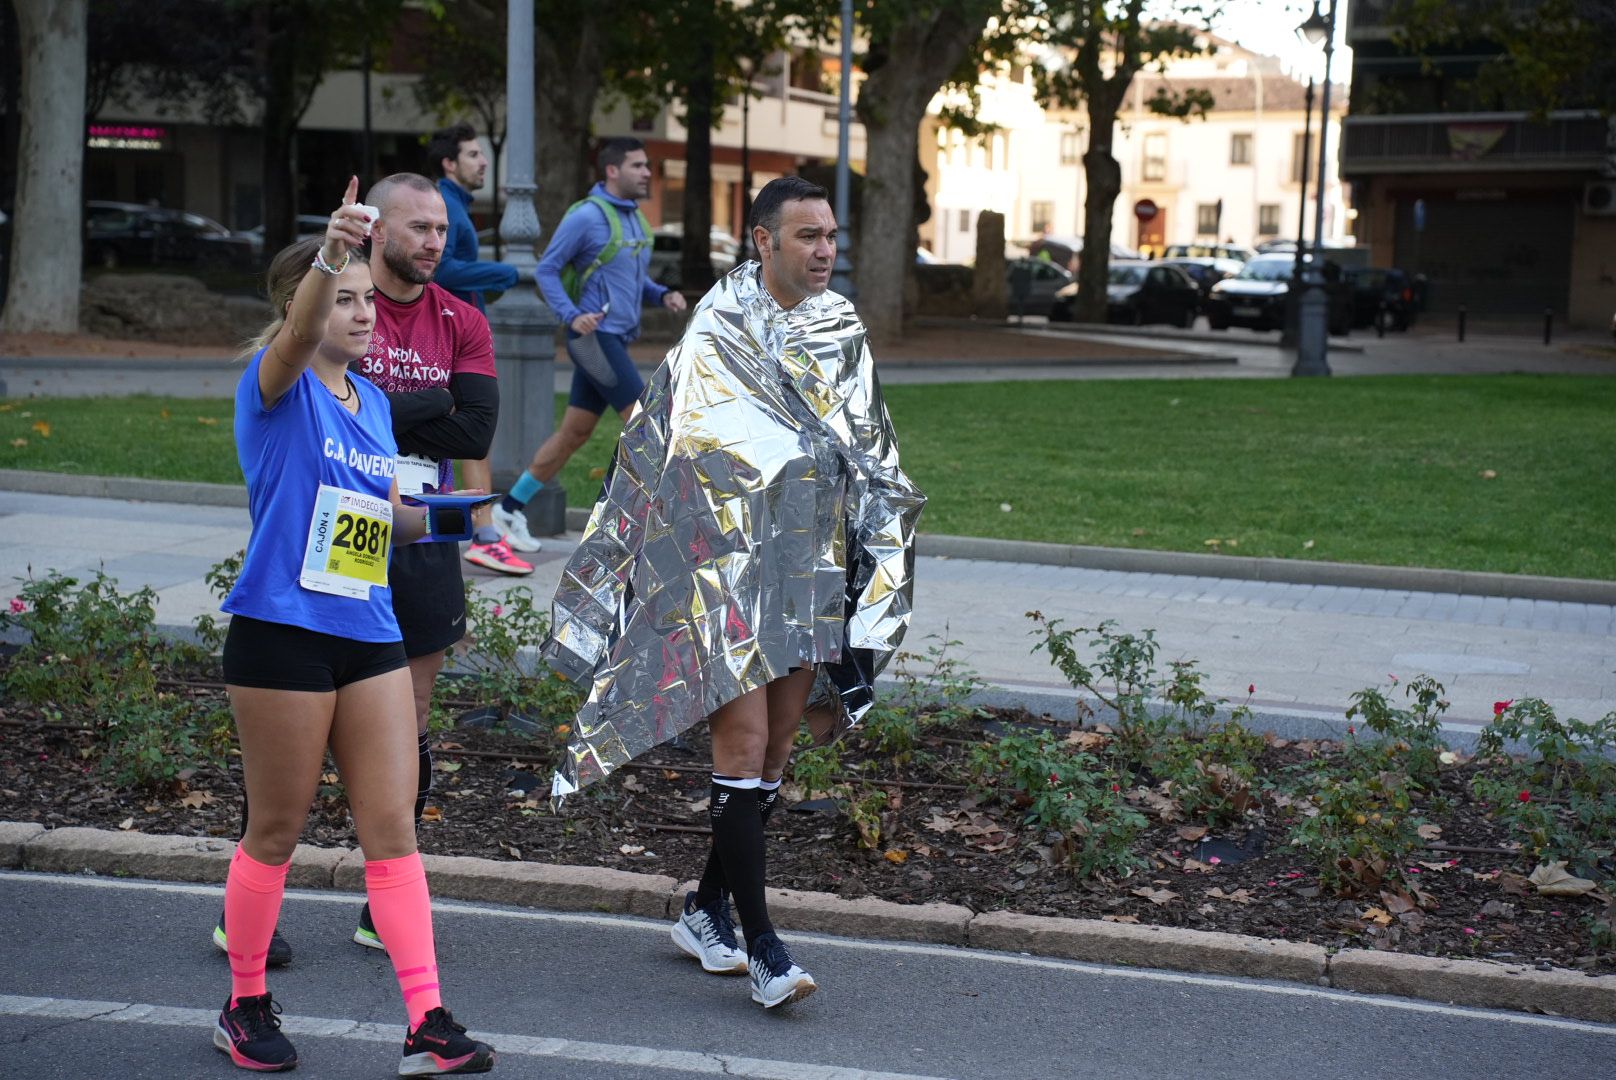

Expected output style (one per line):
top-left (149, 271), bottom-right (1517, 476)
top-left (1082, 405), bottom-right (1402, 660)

top-left (923, 38), bottom-right (1350, 261)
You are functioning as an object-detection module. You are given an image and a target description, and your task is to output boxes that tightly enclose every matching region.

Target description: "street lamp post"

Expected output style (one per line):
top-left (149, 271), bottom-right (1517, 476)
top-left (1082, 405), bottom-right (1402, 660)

top-left (485, 0), bottom-right (564, 534)
top-left (1282, 76), bottom-right (1314, 349)
top-left (1291, 0), bottom-right (1334, 378)
top-left (830, 0), bottom-right (855, 297)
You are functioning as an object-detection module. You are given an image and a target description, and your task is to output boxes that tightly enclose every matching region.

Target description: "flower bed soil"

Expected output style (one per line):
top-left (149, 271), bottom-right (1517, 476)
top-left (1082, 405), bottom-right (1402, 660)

top-left (3, 689), bottom-right (1610, 977)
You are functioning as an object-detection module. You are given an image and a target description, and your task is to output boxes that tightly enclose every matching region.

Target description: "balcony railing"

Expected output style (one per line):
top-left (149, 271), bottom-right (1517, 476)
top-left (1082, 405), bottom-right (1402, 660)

top-left (1340, 112), bottom-right (1610, 174)
top-left (1348, 0), bottom-right (1541, 42)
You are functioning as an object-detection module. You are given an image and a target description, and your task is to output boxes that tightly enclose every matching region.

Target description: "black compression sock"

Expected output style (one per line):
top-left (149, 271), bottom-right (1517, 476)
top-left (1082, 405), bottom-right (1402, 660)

top-left (758, 778), bottom-right (782, 827)
top-left (414, 731), bottom-right (432, 823)
top-left (708, 776), bottom-right (771, 948)
top-left (499, 495), bottom-right (523, 514)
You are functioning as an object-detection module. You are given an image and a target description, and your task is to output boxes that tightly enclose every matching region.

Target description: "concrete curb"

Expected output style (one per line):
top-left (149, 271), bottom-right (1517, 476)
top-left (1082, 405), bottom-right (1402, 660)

top-left (3, 469), bottom-right (1610, 602)
top-left (8, 822), bottom-right (1614, 1024)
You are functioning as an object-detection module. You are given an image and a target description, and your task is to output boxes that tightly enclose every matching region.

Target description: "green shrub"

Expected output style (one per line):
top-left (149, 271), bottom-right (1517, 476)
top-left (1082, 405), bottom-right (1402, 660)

top-left (102, 697), bottom-right (233, 791)
top-left (1287, 769), bottom-right (1425, 896)
top-left (1472, 699), bottom-right (1616, 873)
top-left (970, 729), bottom-right (1147, 879)
top-left (2, 570), bottom-right (165, 715)
top-left (1344, 675), bottom-right (1451, 788)
top-left (435, 585), bottom-right (582, 739)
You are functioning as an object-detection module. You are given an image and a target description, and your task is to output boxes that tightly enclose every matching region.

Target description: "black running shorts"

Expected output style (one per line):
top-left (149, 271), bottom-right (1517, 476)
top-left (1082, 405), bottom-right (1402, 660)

top-left (222, 615), bottom-right (407, 692)
top-left (388, 541), bottom-right (467, 658)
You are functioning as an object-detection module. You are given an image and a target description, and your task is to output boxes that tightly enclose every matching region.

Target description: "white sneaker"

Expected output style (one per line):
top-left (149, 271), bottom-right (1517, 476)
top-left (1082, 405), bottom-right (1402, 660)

top-left (748, 932), bottom-right (817, 1008)
top-left (671, 892), bottom-right (747, 974)
top-left (490, 502), bottom-right (542, 552)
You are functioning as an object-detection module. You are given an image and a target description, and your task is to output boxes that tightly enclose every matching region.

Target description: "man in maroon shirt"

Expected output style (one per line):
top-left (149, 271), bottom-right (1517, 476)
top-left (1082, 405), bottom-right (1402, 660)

top-left (351, 172), bottom-right (507, 947)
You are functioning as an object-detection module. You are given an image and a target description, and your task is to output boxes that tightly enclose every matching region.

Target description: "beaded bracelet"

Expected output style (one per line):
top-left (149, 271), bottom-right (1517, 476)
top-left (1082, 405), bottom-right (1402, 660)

top-left (311, 248), bottom-right (351, 276)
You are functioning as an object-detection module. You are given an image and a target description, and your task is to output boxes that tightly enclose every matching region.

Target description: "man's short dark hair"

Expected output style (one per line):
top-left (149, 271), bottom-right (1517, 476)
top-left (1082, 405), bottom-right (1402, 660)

top-left (427, 122), bottom-right (478, 175)
top-left (748, 176), bottom-right (830, 247)
top-left (597, 137), bottom-right (646, 173)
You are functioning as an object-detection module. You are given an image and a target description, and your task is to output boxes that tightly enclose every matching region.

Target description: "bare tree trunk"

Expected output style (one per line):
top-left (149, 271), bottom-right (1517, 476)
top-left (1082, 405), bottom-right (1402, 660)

top-left (1076, 100), bottom-right (1122, 325)
top-left (254, 5), bottom-right (300, 255)
top-left (535, 18), bottom-right (603, 245)
top-left (680, 27), bottom-right (717, 294)
top-left (2, 0), bottom-right (87, 334)
top-left (854, 9), bottom-right (986, 346)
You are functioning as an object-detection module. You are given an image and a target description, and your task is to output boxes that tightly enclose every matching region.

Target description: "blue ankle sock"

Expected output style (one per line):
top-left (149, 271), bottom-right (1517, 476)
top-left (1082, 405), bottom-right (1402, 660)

top-left (503, 473), bottom-right (542, 513)
top-left (472, 525), bottom-right (502, 544)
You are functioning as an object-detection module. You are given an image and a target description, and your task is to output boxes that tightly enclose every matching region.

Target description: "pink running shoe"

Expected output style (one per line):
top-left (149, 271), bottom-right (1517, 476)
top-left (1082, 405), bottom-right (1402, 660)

top-left (463, 539), bottom-right (533, 576)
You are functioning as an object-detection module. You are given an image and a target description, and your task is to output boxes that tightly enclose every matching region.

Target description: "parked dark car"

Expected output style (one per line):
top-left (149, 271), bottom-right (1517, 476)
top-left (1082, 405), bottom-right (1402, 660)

top-left (1007, 257), bottom-right (1073, 314)
top-left (1159, 257), bottom-right (1233, 300)
top-left (1205, 254), bottom-right (1351, 335)
top-left (1343, 267), bottom-right (1415, 331)
top-left (244, 215), bottom-right (331, 261)
top-left (86, 201), bottom-right (256, 271)
top-left (1025, 234), bottom-right (1142, 272)
top-left (1049, 261), bottom-right (1200, 326)
top-left (1162, 242), bottom-right (1254, 264)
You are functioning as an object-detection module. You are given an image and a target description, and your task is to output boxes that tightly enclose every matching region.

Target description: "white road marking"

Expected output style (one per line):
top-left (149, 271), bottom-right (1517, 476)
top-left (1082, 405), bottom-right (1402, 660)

top-left (0, 994), bottom-right (946, 1079)
top-left (6, 870), bottom-right (1615, 1037)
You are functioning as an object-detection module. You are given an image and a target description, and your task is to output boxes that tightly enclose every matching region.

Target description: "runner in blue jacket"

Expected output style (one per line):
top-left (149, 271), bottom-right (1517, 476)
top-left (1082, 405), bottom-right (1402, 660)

top-left (488, 137), bottom-right (688, 551)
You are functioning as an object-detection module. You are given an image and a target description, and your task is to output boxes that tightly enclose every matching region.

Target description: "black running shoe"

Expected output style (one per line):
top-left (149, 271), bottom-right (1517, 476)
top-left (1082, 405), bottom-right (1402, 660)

top-left (354, 902), bottom-right (385, 951)
top-left (214, 911), bottom-right (293, 968)
top-left (399, 1007), bottom-right (494, 1075)
top-left (214, 992), bottom-right (297, 1071)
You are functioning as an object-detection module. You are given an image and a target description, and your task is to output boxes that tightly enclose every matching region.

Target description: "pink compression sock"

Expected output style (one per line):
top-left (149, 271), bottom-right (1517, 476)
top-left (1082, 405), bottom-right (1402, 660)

top-left (365, 852), bottom-right (443, 1027)
top-left (224, 847), bottom-right (291, 1005)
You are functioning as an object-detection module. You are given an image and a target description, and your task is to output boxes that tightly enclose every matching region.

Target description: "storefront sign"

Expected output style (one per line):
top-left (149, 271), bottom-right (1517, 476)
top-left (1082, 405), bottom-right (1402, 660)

top-left (87, 124), bottom-right (169, 151)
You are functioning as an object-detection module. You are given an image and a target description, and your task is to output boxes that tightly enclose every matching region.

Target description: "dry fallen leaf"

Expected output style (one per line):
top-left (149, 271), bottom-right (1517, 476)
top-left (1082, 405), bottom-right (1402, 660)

top-left (1064, 730), bottom-right (1109, 751)
top-left (419, 806), bottom-right (443, 823)
top-left (884, 849), bottom-right (909, 864)
top-left (1479, 469), bottom-right (1497, 479)
top-left (9, 438), bottom-right (27, 448)
top-left (1176, 825), bottom-right (1209, 842)
top-left (589, 466), bottom-right (607, 480)
top-left (618, 844), bottom-right (646, 856)
top-left (1360, 906), bottom-right (1394, 926)
top-left (1529, 861), bottom-right (1598, 897)
top-left (118, 817), bottom-right (136, 831)
top-left (434, 760), bottom-right (462, 773)
top-left (1380, 889), bottom-right (1417, 915)
top-left (1102, 914), bottom-right (1141, 924)
top-left (180, 790), bottom-right (216, 809)
top-left (159, 407), bottom-right (171, 420)
top-left (619, 773), bottom-right (645, 792)
top-left (30, 420), bottom-right (50, 438)
top-left (1416, 823), bottom-right (1442, 840)
top-left (1132, 887), bottom-right (1179, 906)
top-left (1302, 539), bottom-right (1315, 550)
top-left (662, 769), bottom-right (682, 781)
top-left (1180, 858), bottom-right (1217, 874)
top-left (1207, 887), bottom-right (1255, 904)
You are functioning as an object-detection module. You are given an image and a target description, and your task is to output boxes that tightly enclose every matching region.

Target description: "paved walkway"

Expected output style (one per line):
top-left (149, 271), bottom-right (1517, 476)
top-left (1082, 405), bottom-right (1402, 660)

top-left (2, 489), bottom-right (1608, 732)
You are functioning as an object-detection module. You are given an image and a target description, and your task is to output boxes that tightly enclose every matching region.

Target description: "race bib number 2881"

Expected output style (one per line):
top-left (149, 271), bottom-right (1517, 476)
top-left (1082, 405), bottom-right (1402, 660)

top-left (300, 484), bottom-right (393, 599)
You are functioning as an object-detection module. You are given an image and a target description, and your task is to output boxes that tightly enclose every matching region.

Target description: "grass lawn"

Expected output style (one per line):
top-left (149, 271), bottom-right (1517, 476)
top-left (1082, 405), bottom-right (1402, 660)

top-left (2, 374), bottom-right (1611, 579)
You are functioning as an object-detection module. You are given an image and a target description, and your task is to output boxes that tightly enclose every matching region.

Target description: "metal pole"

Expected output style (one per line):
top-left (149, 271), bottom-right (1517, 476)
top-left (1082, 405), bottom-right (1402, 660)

top-left (1311, 0), bottom-right (1337, 258)
top-left (1282, 78), bottom-right (1314, 348)
top-left (485, 0), bottom-right (564, 535)
top-left (830, 0), bottom-right (855, 296)
top-left (741, 82), bottom-right (753, 260)
top-left (1291, 78), bottom-right (1314, 288)
top-left (361, 39), bottom-right (374, 191)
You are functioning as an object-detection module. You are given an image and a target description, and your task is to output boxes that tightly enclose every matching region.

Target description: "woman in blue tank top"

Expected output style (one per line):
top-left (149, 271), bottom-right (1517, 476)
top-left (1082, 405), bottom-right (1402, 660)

top-left (209, 178), bottom-right (495, 1076)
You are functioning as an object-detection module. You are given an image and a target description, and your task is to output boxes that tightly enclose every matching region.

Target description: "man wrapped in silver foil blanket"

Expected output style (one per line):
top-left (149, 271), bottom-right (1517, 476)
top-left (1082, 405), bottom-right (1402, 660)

top-left (543, 176), bottom-right (924, 1008)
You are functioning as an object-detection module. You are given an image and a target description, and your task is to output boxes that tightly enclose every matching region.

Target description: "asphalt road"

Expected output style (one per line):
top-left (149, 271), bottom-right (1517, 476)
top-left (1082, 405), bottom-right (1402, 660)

top-left (2, 871), bottom-right (1613, 1079)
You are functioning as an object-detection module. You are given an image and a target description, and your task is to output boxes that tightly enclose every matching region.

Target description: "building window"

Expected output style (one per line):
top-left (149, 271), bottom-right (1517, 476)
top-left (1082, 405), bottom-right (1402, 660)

top-left (1196, 203), bottom-right (1220, 236)
top-left (1030, 201), bottom-right (1054, 235)
top-left (1060, 130), bottom-right (1080, 165)
top-left (1258, 204), bottom-right (1281, 236)
top-left (1142, 133), bottom-right (1166, 181)
top-left (1291, 132), bottom-right (1311, 183)
top-left (1230, 132), bottom-right (1252, 165)
top-left (958, 208), bottom-right (970, 233)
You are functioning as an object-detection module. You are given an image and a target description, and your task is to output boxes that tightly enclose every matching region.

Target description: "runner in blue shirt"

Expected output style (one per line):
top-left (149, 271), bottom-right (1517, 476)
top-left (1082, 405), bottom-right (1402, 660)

top-left (210, 177), bottom-right (495, 1076)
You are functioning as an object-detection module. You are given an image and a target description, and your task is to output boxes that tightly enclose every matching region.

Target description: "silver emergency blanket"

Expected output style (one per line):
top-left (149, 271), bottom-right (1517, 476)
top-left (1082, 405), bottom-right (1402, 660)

top-left (544, 261), bottom-right (925, 797)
